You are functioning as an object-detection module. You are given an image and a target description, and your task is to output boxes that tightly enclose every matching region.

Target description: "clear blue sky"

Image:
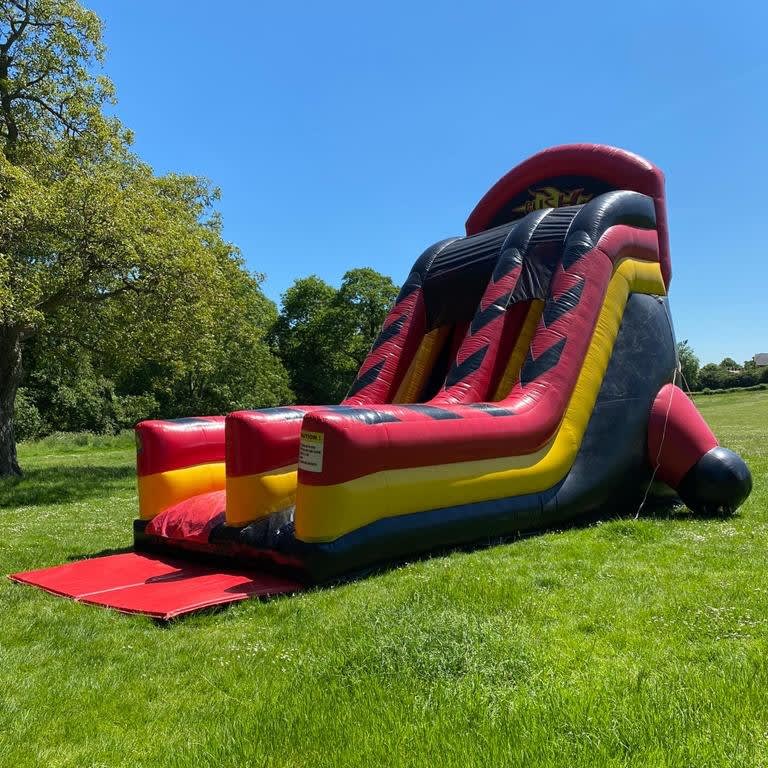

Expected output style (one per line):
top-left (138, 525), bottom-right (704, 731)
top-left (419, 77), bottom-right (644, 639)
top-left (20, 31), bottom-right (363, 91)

top-left (87, 0), bottom-right (767, 365)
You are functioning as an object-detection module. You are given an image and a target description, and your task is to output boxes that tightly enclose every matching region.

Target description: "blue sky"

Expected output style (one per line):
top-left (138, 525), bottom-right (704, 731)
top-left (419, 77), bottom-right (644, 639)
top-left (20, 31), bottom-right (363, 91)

top-left (87, 0), bottom-right (767, 365)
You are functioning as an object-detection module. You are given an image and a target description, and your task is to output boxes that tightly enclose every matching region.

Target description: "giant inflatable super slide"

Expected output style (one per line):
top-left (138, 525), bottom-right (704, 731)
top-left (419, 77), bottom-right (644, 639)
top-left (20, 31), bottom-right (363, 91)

top-left (12, 144), bottom-right (753, 619)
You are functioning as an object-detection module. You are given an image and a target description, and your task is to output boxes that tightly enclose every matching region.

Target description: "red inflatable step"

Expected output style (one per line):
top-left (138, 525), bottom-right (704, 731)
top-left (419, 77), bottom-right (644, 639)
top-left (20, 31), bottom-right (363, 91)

top-left (9, 552), bottom-right (303, 620)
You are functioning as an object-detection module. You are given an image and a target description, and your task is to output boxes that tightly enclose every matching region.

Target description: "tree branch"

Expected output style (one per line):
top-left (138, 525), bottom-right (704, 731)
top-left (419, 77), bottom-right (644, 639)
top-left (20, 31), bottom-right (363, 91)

top-left (15, 93), bottom-right (81, 133)
top-left (36, 276), bottom-right (151, 316)
top-left (10, 67), bottom-right (53, 94)
top-left (0, 1), bottom-right (29, 54)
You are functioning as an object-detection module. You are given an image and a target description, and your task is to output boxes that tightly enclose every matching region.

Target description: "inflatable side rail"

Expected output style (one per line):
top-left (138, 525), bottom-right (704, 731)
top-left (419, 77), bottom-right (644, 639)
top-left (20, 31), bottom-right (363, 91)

top-left (135, 417), bottom-right (225, 520)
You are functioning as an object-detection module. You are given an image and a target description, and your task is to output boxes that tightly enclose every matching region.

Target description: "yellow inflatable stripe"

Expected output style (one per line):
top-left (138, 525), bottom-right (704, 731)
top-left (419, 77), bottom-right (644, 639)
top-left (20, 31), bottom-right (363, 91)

top-left (393, 325), bottom-right (451, 404)
top-left (225, 465), bottom-right (298, 526)
top-left (492, 299), bottom-right (545, 401)
top-left (138, 462), bottom-right (225, 520)
top-left (295, 257), bottom-right (666, 542)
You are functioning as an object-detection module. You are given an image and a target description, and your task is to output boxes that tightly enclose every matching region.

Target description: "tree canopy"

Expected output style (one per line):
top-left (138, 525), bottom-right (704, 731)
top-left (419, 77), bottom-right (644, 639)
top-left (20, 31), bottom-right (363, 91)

top-left (0, 0), bottom-right (113, 158)
top-left (272, 268), bottom-right (399, 404)
top-left (0, 0), bottom-right (293, 475)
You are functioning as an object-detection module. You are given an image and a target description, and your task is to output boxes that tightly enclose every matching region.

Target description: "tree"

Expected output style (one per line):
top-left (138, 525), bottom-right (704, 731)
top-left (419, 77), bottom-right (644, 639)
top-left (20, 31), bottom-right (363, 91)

top-left (698, 363), bottom-right (728, 391)
top-left (0, 0), bottom-right (113, 160)
top-left (19, 335), bottom-right (123, 434)
top-left (719, 357), bottom-right (740, 371)
top-left (113, 255), bottom-right (293, 417)
top-left (270, 276), bottom-right (337, 403)
top-left (0, 1), bottom-right (289, 475)
top-left (333, 268), bottom-right (400, 366)
top-left (273, 269), bottom-right (399, 403)
top-left (676, 340), bottom-right (700, 391)
top-left (17, 255), bottom-right (294, 436)
top-left (0, 0), bottom-right (116, 475)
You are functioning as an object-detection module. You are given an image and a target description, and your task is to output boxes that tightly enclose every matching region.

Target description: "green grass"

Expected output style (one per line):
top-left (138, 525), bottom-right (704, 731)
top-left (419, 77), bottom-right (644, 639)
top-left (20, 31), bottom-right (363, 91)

top-left (18, 429), bottom-right (136, 454)
top-left (1, 393), bottom-right (767, 768)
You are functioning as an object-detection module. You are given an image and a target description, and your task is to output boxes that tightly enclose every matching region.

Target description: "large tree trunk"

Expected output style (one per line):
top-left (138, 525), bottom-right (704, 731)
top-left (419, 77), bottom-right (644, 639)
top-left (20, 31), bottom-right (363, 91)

top-left (0, 325), bottom-right (23, 477)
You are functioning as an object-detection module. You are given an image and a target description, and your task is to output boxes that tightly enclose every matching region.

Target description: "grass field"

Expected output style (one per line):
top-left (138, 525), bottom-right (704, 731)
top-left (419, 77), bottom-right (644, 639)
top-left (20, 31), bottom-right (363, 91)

top-left (1, 392), bottom-right (766, 767)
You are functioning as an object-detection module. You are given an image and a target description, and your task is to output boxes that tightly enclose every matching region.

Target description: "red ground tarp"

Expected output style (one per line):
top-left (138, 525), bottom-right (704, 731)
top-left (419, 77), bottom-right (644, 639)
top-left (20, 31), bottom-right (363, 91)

top-left (9, 552), bottom-right (303, 620)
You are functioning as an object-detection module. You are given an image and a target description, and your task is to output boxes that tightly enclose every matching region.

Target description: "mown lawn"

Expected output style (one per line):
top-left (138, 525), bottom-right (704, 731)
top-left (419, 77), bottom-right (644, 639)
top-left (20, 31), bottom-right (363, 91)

top-left (1, 393), bottom-right (767, 768)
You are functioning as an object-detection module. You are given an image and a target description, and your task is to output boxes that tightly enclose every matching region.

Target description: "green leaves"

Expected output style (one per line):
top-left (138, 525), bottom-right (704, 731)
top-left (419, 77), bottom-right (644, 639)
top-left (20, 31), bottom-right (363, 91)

top-left (0, 0), bottom-right (109, 157)
top-left (677, 340), bottom-right (700, 391)
top-left (273, 268), bottom-right (399, 403)
top-left (0, 1), bottom-right (295, 454)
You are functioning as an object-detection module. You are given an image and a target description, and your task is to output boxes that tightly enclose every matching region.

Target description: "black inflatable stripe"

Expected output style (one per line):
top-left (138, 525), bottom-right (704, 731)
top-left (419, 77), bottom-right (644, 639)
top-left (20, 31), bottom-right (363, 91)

top-left (470, 292), bottom-right (513, 335)
top-left (370, 314), bottom-right (407, 351)
top-left (248, 407), bottom-right (306, 422)
top-left (444, 346), bottom-right (489, 388)
top-left (320, 405), bottom-right (401, 425)
top-left (346, 360), bottom-right (385, 398)
top-left (167, 417), bottom-right (216, 425)
top-left (542, 278), bottom-right (585, 327)
top-left (394, 272), bottom-right (421, 303)
top-left (560, 232), bottom-right (593, 271)
top-left (520, 337), bottom-right (567, 386)
top-left (527, 205), bottom-right (581, 244)
top-left (491, 248), bottom-right (523, 283)
top-left (402, 404), bottom-right (463, 420)
top-left (429, 221), bottom-right (519, 277)
top-left (466, 403), bottom-right (516, 416)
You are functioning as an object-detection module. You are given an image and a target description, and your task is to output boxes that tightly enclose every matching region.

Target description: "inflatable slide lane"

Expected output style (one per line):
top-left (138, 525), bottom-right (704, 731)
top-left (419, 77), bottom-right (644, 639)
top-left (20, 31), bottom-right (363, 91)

top-left (11, 144), bottom-right (752, 619)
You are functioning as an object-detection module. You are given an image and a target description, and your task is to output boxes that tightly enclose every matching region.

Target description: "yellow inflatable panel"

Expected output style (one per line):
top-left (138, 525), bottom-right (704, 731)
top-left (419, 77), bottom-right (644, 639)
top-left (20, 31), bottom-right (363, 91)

top-left (393, 326), bottom-right (450, 403)
top-left (225, 465), bottom-right (298, 526)
top-left (493, 299), bottom-right (545, 401)
top-left (138, 462), bottom-right (226, 520)
top-left (295, 257), bottom-right (665, 542)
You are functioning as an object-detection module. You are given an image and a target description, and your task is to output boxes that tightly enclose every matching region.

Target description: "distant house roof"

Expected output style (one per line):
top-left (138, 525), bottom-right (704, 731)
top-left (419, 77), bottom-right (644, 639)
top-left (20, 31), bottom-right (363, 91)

top-left (754, 353), bottom-right (768, 366)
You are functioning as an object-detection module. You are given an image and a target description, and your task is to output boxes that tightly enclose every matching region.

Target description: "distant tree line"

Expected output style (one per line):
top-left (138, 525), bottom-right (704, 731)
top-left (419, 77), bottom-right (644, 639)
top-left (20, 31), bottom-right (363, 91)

top-left (676, 341), bottom-right (768, 392)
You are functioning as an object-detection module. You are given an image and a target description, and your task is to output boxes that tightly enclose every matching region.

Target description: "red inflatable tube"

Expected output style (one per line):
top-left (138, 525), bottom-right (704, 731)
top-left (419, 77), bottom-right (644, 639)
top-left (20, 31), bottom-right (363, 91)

top-left (344, 288), bottom-right (427, 405)
top-left (226, 407), bottom-right (322, 477)
top-left (136, 417), bottom-right (225, 477)
top-left (647, 384), bottom-right (718, 487)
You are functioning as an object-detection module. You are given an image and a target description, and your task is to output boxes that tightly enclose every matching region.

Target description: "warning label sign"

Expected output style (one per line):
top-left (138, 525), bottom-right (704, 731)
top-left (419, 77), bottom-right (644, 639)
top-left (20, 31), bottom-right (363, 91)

top-left (299, 430), bottom-right (324, 473)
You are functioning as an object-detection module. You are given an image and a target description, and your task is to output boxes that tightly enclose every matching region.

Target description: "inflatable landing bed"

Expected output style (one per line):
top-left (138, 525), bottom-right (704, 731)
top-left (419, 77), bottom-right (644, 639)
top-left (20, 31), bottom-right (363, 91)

top-left (11, 144), bottom-right (752, 619)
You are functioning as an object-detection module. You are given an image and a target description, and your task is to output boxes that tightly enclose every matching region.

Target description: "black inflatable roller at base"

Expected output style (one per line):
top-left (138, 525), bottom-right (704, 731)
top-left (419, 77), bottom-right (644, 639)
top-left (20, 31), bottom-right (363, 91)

top-left (677, 447), bottom-right (753, 516)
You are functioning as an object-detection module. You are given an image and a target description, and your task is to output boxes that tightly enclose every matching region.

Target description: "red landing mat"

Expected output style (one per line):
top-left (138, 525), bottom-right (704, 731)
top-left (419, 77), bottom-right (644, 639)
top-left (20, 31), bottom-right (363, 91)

top-left (9, 553), bottom-right (303, 620)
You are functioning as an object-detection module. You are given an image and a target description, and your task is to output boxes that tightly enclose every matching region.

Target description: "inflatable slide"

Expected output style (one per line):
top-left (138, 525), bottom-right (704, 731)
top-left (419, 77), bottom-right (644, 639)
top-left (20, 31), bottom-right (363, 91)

top-left (12, 144), bottom-right (752, 619)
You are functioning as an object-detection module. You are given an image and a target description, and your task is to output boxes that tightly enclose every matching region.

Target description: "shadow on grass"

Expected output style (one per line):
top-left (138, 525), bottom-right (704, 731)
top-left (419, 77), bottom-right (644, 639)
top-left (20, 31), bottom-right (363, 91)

top-left (0, 464), bottom-right (135, 508)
